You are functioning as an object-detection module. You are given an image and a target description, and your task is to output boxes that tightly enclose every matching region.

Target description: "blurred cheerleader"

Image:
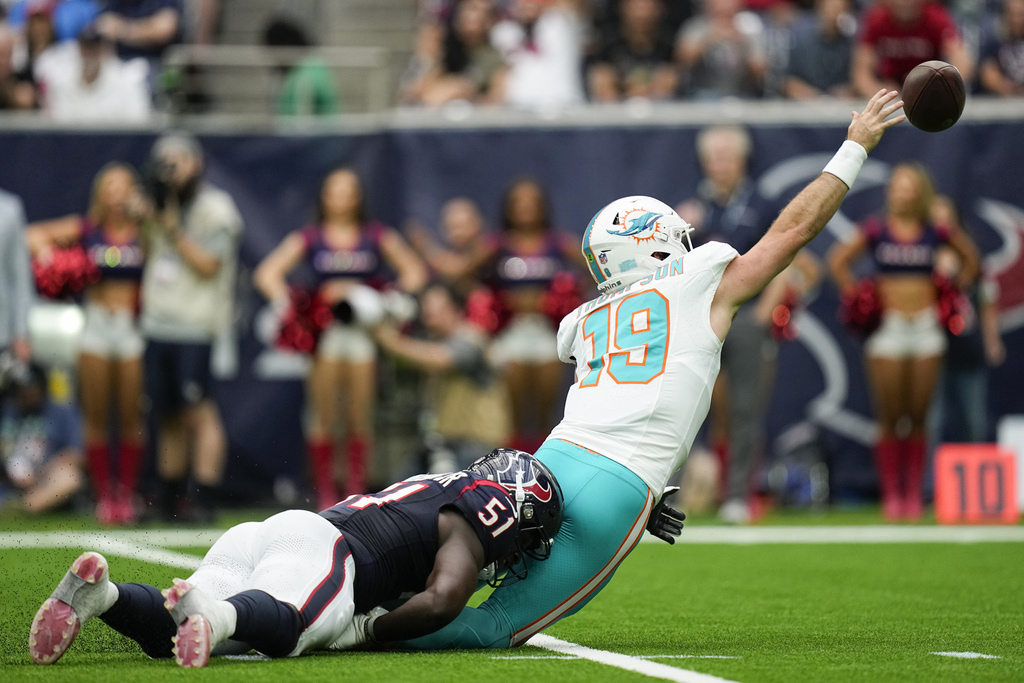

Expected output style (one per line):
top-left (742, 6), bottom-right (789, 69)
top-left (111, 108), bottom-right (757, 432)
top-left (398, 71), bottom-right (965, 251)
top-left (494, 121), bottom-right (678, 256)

top-left (25, 163), bottom-right (147, 524)
top-left (255, 168), bottom-right (426, 508)
top-left (828, 163), bottom-right (979, 520)
top-left (488, 177), bottom-right (587, 453)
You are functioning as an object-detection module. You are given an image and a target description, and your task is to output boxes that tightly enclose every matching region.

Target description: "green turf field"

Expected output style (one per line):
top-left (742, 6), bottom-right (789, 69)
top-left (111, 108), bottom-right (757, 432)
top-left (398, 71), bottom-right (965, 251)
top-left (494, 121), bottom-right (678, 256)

top-left (2, 510), bottom-right (1022, 682)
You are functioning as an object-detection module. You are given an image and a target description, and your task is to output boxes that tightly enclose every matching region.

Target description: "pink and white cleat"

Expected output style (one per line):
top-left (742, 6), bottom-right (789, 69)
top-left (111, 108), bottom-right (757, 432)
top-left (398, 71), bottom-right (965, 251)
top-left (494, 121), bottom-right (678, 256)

top-left (171, 613), bottom-right (214, 668)
top-left (29, 551), bottom-right (117, 665)
top-left (163, 578), bottom-right (233, 668)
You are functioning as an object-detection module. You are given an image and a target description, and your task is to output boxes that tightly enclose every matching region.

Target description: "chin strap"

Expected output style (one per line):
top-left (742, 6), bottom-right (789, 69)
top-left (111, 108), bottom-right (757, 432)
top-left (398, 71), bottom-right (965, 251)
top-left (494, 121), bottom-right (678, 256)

top-left (514, 469), bottom-right (526, 519)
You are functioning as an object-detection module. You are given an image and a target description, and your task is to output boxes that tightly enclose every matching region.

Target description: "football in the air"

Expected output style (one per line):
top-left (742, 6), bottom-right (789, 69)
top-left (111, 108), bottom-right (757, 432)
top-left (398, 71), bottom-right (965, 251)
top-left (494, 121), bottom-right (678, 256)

top-left (900, 61), bottom-right (966, 132)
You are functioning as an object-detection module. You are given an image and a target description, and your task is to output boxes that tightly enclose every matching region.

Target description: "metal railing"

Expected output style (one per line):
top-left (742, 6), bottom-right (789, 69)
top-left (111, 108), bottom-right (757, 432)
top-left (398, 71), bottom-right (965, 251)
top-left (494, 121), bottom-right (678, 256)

top-left (160, 44), bottom-right (400, 116)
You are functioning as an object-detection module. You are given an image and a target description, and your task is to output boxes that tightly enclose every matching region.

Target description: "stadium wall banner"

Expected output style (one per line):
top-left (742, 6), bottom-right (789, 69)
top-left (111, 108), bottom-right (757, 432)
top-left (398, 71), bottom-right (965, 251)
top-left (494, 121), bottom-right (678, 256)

top-left (1, 120), bottom-right (1021, 503)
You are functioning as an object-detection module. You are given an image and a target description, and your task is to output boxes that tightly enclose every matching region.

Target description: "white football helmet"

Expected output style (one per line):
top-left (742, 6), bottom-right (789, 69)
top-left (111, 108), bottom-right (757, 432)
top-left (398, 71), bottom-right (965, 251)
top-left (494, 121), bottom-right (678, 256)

top-left (582, 196), bottom-right (694, 294)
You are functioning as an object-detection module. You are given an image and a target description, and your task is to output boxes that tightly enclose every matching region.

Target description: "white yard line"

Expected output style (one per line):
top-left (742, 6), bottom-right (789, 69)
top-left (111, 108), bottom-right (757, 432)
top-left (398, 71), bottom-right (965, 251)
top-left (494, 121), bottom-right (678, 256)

top-left (932, 652), bottom-right (1002, 659)
top-left (4, 525), bottom-right (1023, 552)
top-left (0, 529), bottom-right (226, 547)
top-left (4, 525), bottom-right (1019, 573)
top-left (93, 539), bottom-right (203, 571)
top-left (491, 655), bottom-right (579, 660)
top-left (640, 656), bottom-right (741, 660)
top-left (0, 531), bottom-right (209, 570)
top-left (530, 635), bottom-right (742, 683)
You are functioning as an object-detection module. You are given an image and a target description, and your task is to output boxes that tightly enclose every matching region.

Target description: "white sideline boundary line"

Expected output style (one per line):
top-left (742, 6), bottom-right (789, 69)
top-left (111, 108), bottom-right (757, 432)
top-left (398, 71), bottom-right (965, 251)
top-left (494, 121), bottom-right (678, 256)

top-left (530, 635), bottom-right (741, 683)
top-left (3, 525), bottom-right (1023, 554)
top-left (0, 531), bottom-right (210, 570)
top-left (0, 529), bottom-right (226, 547)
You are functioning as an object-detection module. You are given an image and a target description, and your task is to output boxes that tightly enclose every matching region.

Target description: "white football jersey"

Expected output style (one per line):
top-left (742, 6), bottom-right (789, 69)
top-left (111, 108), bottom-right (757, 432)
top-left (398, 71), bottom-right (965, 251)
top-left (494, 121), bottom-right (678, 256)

top-left (547, 241), bottom-right (738, 494)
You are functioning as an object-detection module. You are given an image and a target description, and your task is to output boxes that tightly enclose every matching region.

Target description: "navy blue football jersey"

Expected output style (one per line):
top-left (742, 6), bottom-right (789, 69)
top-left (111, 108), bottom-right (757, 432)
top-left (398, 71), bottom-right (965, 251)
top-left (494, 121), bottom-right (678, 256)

top-left (319, 471), bottom-right (518, 612)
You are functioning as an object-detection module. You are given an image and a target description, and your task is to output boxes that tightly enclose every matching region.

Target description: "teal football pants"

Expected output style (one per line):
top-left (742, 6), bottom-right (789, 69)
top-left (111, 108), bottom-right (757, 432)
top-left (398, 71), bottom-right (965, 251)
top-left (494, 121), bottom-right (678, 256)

top-left (403, 439), bottom-right (654, 649)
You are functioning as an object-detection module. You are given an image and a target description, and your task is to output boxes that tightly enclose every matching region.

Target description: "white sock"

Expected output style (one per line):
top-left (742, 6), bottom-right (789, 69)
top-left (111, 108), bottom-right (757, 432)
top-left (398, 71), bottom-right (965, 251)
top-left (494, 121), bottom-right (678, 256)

top-left (174, 585), bottom-right (238, 646)
top-left (101, 582), bottom-right (119, 614)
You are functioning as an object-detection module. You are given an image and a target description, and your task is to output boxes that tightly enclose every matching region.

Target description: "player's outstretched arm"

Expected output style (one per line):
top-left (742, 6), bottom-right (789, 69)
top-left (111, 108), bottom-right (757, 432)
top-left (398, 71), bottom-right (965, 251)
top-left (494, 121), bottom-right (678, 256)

top-left (710, 89), bottom-right (904, 338)
top-left (369, 510), bottom-right (484, 644)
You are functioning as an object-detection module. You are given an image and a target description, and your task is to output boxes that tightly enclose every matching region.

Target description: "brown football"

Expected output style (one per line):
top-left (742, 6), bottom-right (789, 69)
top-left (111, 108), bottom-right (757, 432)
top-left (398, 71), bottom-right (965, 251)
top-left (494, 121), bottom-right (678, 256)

top-left (901, 61), bottom-right (966, 133)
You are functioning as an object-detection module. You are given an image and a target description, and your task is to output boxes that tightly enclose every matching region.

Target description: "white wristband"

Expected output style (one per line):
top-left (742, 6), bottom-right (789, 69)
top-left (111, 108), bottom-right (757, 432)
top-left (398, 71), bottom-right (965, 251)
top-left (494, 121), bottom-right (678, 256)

top-left (822, 140), bottom-right (868, 189)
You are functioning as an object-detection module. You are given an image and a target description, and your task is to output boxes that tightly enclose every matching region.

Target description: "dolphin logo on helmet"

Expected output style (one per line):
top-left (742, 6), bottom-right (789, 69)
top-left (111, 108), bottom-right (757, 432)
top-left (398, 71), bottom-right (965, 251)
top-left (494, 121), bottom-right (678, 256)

top-left (582, 196), bottom-right (694, 294)
top-left (608, 211), bottom-right (664, 240)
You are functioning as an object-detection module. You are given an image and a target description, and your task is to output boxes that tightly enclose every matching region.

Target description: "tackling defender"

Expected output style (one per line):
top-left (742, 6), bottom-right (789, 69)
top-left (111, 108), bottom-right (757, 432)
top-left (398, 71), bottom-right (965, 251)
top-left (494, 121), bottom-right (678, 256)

top-left (29, 449), bottom-right (562, 667)
top-left (402, 90), bottom-right (906, 649)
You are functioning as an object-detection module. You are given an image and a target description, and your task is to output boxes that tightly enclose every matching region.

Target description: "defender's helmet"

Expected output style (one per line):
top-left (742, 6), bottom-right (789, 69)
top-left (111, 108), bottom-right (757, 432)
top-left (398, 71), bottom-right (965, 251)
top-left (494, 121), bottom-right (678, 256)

top-left (467, 448), bottom-right (563, 569)
top-left (581, 196), bottom-right (694, 294)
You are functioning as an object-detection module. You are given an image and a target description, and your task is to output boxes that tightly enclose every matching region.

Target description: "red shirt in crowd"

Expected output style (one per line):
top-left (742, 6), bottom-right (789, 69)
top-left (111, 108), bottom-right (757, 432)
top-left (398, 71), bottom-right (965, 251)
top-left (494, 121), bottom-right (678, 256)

top-left (858, 1), bottom-right (960, 84)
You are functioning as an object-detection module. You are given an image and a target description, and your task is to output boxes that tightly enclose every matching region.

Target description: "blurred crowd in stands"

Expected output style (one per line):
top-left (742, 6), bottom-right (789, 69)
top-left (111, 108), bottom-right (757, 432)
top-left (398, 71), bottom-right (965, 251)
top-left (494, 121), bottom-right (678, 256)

top-left (404, 0), bottom-right (1024, 106)
top-left (1, 0), bottom-right (1024, 119)
top-left (0, 0), bottom-right (217, 119)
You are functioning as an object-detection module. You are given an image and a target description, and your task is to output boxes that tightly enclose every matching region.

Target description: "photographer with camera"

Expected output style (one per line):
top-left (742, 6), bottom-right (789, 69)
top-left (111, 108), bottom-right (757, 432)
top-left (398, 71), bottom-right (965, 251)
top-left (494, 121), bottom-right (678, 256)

top-left (254, 167), bottom-right (426, 509)
top-left (140, 134), bottom-right (242, 523)
top-left (372, 281), bottom-right (511, 474)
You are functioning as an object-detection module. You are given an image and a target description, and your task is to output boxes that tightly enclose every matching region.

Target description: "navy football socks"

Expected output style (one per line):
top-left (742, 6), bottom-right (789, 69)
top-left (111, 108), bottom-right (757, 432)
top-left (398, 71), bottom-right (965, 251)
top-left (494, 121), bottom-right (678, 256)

top-left (100, 583), bottom-right (177, 658)
top-left (225, 590), bottom-right (304, 658)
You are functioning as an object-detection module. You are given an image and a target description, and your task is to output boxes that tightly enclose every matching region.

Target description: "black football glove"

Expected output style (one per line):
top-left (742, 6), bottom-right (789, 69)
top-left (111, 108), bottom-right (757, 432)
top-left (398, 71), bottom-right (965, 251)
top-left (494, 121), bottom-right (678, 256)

top-left (646, 486), bottom-right (686, 545)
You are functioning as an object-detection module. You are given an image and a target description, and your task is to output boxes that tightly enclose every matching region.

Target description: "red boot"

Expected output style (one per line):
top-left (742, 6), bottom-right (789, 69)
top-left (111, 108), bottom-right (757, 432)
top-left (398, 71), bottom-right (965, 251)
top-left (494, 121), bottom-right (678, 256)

top-left (874, 438), bottom-right (902, 521)
top-left (308, 439), bottom-right (337, 510)
top-left (86, 443), bottom-right (116, 525)
top-left (713, 437), bottom-right (730, 505)
top-left (902, 437), bottom-right (927, 522)
top-left (116, 440), bottom-right (144, 524)
top-left (343, 436), bottom-right (370, 498)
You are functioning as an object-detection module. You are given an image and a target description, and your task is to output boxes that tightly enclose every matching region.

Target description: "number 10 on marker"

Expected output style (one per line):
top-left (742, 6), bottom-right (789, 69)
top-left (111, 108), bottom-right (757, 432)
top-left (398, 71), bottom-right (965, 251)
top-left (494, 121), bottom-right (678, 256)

top-left (934, 445), bottom-right (1019, 524)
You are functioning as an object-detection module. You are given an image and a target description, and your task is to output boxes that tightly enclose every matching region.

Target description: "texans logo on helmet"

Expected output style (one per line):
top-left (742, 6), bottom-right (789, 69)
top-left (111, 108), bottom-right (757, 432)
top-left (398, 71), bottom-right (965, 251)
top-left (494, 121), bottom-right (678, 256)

top-left (608, 211), bottom-right (663, 241)
top-left (523, 478), bottom-right (553, 503)
top-left (493, 458), bottom-right (554, 503)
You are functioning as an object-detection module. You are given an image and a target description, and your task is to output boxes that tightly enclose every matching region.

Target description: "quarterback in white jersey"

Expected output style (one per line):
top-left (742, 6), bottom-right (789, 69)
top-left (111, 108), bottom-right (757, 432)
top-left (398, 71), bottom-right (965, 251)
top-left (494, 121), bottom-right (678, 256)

top-left (403, 89), bottom-right (905, 651)
top-left (550, 239), bottom-right (738, 495)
